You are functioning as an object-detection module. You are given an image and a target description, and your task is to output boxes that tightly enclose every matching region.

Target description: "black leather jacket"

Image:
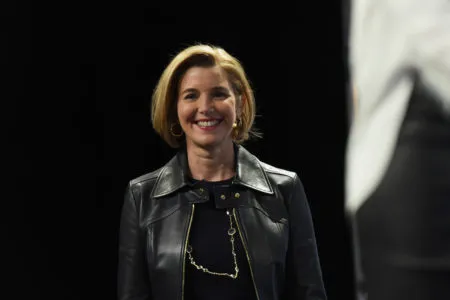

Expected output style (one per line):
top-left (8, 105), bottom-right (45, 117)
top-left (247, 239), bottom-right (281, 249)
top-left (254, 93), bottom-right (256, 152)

top-left (118, 145), bottom-right (327, 300)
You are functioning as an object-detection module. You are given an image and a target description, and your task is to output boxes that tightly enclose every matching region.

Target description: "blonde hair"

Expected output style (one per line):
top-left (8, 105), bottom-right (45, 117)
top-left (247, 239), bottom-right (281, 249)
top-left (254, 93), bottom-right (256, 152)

top-left (151, 44), bottom-right (260, 148)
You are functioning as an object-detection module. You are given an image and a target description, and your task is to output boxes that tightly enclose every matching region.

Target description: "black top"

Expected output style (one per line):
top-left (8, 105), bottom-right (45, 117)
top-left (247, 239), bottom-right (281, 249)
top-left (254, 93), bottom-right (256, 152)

top-left (184, 178), bottom-right (257, 300)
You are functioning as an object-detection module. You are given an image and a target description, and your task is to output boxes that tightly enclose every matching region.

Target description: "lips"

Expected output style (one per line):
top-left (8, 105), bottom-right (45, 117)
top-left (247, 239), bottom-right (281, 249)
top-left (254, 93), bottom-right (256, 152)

top-left (194, 119), bottom-right (223, 129)
top-left (196, 120), bottom-right (220, 126)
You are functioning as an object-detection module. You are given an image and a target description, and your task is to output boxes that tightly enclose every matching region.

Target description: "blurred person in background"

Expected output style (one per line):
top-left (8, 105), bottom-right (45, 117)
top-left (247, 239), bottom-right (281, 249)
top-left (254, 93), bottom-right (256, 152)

top-left (345, 0), bottom-right (450, 299)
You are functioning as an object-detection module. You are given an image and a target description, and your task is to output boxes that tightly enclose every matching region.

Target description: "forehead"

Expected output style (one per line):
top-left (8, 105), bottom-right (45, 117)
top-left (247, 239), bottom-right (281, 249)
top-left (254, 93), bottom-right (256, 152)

top-left (179, 66), bottom-right (230, 89)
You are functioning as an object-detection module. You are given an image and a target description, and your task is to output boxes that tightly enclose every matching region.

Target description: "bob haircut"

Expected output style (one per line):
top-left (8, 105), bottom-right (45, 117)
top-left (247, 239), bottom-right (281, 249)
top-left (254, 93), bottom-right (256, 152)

top-left (151, 44), bottom-right (260, 148)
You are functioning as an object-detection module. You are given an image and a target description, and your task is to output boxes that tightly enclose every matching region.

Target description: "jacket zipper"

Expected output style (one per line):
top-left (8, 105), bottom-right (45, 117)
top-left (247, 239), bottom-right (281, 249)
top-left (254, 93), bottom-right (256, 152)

top-left (182, 204), bottom-right (195, 300)
top-left (232, 208), bottom-right (261, 300)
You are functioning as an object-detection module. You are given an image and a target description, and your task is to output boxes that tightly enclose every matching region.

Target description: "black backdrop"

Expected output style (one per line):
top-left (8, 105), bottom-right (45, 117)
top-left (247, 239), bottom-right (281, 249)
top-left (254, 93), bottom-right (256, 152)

top-left (5, 1), bottom-right (354, 299)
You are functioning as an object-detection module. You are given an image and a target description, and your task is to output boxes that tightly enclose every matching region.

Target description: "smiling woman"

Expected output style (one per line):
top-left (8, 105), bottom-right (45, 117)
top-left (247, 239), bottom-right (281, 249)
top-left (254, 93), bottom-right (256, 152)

top-left (117, 44), bottom-right (328, 300)
top-left (151, 44), bottom-right (258, 149)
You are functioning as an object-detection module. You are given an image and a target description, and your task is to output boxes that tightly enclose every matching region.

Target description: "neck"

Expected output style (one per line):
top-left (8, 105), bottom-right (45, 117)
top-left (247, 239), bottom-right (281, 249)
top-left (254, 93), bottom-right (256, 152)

top-left (186, 142), bottom-right (235, 182)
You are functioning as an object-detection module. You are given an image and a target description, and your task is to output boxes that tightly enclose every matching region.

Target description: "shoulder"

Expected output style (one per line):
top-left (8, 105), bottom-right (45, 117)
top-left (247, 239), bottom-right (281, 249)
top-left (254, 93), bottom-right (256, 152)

top-left (257, 159), bottom-right (302, 192)
top-left (238, 145), bottom-right (301, 191)
top-left (126, 152), bottom-right (181, 197)
top-left (126, 166), bottom-right (165, 196)
top-left (256, 159), bottom-right (309, 212)
top-left (129, 167), bottom-right (163, 186)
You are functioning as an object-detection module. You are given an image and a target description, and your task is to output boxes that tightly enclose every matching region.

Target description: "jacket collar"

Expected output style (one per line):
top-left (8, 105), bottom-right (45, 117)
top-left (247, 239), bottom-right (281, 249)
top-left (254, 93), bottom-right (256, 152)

top-left (151, 144), bottom-right (274, 198)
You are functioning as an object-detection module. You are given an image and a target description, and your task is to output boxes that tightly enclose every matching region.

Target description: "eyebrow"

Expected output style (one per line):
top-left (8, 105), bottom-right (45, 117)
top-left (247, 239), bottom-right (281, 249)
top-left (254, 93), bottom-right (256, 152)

top-left (181, 86), bottom-right (229, 95)
top-left (181, 88), bottom-right (197, 95)
top-left (211, 86), bottom-right (229, 92)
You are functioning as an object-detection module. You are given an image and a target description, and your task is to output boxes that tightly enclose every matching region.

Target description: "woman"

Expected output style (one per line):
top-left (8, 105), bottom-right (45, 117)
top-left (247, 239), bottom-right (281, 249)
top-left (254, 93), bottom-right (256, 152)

top-left (118, 44), bottom-right (327, 300)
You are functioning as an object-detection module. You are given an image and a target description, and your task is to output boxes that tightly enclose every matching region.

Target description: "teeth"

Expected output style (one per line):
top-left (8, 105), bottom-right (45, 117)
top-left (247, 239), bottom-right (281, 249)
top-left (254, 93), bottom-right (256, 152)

top-left (197, 120), bottom-right (220, 127)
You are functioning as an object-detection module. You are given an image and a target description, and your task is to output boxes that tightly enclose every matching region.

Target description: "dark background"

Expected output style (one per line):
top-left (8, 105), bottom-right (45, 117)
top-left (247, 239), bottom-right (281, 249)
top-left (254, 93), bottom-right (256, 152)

top-left (5, 1), bottom-right (354, 299)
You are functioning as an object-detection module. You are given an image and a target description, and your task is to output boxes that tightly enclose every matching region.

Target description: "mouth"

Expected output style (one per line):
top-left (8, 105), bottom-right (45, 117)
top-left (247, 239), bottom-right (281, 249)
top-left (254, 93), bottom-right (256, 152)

top-left (194, 119), bottom-right (223, 129)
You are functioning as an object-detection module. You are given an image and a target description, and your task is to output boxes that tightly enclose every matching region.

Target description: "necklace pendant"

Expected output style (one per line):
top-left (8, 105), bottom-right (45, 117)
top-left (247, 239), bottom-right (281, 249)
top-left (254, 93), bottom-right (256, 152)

top-left (228, 227), bottom-right (236, 236)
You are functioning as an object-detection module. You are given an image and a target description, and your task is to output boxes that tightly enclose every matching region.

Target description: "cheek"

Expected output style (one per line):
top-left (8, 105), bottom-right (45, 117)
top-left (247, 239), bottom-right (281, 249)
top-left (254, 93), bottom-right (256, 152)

top-left (226, 101), bottom-right (237, 119)
top-left (177, 103), bottom-right (193, 123)
top-left (176, 103), bottom-right (182, 120)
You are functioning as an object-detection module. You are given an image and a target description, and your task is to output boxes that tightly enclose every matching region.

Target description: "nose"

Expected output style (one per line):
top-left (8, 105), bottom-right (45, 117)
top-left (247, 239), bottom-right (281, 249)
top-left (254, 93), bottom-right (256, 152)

top-left (197, 95), bottom-right (215, 115)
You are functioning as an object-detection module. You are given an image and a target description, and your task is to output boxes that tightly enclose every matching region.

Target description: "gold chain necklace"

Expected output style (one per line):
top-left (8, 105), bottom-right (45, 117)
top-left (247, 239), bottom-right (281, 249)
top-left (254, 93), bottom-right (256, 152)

top-left (186, 210), bottom-right (239, 279)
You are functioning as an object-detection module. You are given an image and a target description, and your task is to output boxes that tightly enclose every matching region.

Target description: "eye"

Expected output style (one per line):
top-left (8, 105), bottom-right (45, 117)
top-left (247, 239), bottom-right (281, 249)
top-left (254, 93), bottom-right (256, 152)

top-left (184, 93), bottom-right (197, 100)
top-left (213, 91), bottom-right (229, 99)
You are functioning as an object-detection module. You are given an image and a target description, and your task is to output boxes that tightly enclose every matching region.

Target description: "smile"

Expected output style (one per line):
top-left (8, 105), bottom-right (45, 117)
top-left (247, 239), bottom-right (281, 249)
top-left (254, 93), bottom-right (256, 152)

top-left (195, 119), bottom-right (221, 127)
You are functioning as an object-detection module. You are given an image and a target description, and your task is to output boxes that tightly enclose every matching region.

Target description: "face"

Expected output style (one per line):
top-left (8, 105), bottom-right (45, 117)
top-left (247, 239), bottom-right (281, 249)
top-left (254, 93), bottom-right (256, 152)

top-left (177, 65), bottom-right (239, 150)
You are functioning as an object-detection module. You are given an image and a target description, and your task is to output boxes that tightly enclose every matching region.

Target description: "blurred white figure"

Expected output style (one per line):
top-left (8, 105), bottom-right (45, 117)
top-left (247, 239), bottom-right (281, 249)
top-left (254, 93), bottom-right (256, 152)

top-left (346, 0), bottom-right (450, 299)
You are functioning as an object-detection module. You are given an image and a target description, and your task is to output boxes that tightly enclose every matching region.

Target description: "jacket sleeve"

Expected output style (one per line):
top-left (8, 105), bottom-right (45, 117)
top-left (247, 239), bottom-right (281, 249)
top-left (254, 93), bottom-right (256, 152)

top-left (117, 183), bottom-right (152, 300)
top-left (283, 174), bottom-right (327, 300)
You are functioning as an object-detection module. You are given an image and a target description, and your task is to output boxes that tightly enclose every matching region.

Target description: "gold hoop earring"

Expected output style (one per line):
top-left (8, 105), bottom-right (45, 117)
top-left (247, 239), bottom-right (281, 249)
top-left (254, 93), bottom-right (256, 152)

top-left (232, 118), bottom-right (241, 139)
top-left (232, 118), bottom-right (241, 129)
top-left (170, 122), bottom-right (184, 137)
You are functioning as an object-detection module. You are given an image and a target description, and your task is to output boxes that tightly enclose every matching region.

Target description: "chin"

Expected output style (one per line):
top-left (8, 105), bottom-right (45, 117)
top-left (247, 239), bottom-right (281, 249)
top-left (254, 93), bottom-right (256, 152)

top-left (190, 136), bottom-right (231, 150)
